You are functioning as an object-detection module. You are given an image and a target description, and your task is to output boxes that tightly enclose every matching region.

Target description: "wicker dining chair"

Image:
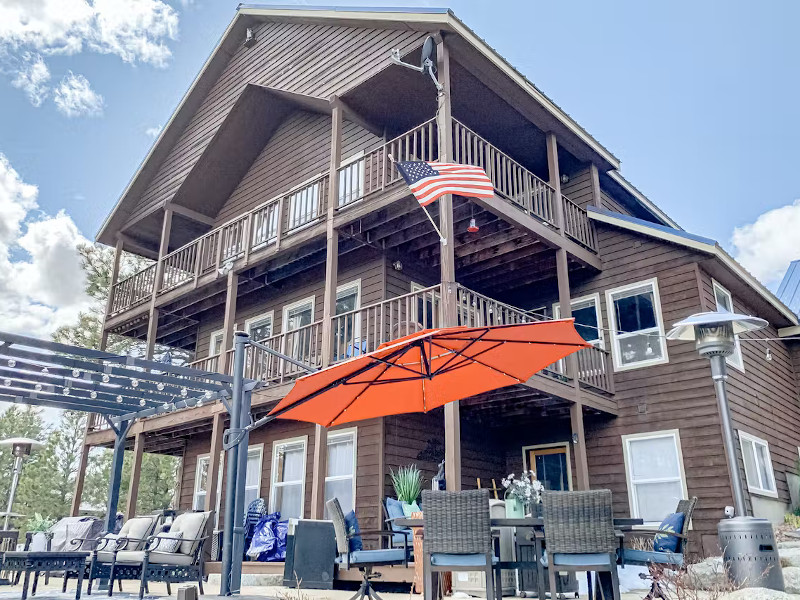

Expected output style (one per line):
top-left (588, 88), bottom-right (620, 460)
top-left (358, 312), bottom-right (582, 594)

top-left (421, 489), bottom-right (497, 600)
top-left (541, 490), bottom-right (620, 600)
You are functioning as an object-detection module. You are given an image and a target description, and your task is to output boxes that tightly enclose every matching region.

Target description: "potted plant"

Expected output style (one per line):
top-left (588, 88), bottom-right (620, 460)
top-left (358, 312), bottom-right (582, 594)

top-left (391, 465), bottom-right (424, 516)
top-left (501, 471), bottom-right (544, 518)
top-left (26, 513), bottom-right (55, 551)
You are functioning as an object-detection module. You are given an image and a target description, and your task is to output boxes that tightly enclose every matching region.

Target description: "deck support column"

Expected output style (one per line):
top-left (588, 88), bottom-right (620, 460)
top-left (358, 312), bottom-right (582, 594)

top-left (100, 237), bottom-right (124, 351)
top-left (436, 37), bottom-right (461, 492)
top-left (105, 420), bottom-right (132, 532)
top-left (569, 402), bottom-right (590, 490)
top-left (70, 439), bottom-right (91, 517)
top-left (125, 432), bottom-right (145, 518)
top-left (205, 413), bottom-right (225, 514)
top-left (221, 271), bottom-right (239, 371)
top-left (546, 133), bottom-right (565, 234)
top-left (589, 163), bottom-right (603, 209)
top-left (146, 208), bottom-right (173, 359)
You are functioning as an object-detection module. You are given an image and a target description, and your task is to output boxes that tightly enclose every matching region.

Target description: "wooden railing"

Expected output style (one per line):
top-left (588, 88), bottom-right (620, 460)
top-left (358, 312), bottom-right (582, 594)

top-left (452, 119), bottom-right (557, 226)
top-left (562, 195), bottom-right (597, 250)
top-left (244, 322), bottom-right (324, 384)
top-left (576, 346), bottom-right (613, 394)
top-left (455, 285), bottom-right (544, 327)
top-left (110, 264), bottom-right (156, 315)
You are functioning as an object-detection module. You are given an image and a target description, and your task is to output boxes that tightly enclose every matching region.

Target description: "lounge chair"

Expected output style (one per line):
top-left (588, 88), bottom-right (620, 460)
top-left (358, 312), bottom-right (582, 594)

top-left (109, 510), bottom-right (212, 599)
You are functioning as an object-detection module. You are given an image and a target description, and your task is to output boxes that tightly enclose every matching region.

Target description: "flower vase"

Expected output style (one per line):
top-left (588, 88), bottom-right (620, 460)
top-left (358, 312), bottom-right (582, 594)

top-left (504, 493), bottom-right (524, 518)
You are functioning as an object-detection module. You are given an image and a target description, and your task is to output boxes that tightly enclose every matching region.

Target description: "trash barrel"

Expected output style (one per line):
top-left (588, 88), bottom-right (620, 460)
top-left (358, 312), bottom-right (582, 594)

top-left (283, 519), bottom-right (336, 589)
top-left (718, 517), bottom-right (784, 591)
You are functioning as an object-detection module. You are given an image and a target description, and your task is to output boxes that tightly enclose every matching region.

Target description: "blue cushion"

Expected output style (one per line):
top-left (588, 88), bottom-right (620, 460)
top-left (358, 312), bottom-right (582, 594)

top-left (622, 548), bottom-right (684, 568)
top-left (653, 512), bottom-right (685, 553)
top-left (385, 498), bottom-right (406, 527)
top-left (344, 510), bottom-right (363, 552)
top-left (430, 553), bottom-right (498, 567)
top-left (337, 549), bottom-right (406, 564)
top-left (541, 550), bottom-right (614, 568)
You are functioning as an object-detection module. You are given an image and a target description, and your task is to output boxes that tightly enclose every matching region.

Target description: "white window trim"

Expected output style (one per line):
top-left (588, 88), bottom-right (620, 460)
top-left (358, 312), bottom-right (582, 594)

top-left (335, 280), bottom-right (362, 355)
top-left (282, 296), bottom-right (316, 334)
top-left (606, 277), bottom-right (669, 372)
top-left (738, 430), bottom-right (778, 498)
top-left (244, 311), bottom-right (275, 342)
top-left (209, 329), bottom-right (224, 356)
top-left (711, 279), bottom-right (745, 372)
top-left (194, 452), bottom-right (224, 525)
top-left (621, 429), bottom-right (689, 526)
top-left (269, 435), bottom-right (308, 519)
top-left (552, 293), bottom-right (605, 348)
top-left (246, 444), bottom-right (264, 501)
top-left (337, 279), bottom-right (362, 307)
top-left (522, 442), bottom-right (573, 491)
top-left (326, 427), bottom-right (358, 507)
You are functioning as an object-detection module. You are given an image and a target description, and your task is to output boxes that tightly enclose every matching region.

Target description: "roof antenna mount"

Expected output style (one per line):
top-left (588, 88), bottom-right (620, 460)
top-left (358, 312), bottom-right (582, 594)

top-left (390, 36), bottom-right (443, 92)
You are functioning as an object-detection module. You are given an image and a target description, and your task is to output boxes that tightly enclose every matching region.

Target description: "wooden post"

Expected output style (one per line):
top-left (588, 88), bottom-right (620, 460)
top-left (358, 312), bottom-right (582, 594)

top-left (101, 238), bottom-right (124, 346)
top-left (205, 413), bottom-right (225, 515)
top-left (546, 133), bottom-right (565, 233)
top-left (311, 102), bottom-right (343, 519)
top-left (221, 271), bottom-right (239, 358)
top-left (437, 37), bottom-right (461, 492)
top-left (145, 208), bottom-right (173, 358)
top-left (570, 402), bottom-right (590, 490)
top-left (70, 440), bottom-right (91, 517)
top-left (126, 432), bottom-right (145, 518)
top-left (589, 163), bottom-right (603, 209)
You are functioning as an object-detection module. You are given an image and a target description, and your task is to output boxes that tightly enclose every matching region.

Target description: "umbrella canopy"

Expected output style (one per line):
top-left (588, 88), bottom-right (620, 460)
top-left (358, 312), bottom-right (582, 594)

top-left (269, 320), bottom-right (590, 427)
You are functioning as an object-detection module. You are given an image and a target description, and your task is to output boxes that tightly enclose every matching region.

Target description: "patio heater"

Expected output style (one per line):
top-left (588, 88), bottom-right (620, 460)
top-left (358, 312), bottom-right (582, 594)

top-left (667, 312), bottom-right (783, 590)
top-left (0, 438), bottom-right (44, 530)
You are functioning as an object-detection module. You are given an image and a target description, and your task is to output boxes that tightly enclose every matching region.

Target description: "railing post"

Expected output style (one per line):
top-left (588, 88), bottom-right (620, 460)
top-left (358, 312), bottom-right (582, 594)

top-left (546, 133), bottom-right (565, 234)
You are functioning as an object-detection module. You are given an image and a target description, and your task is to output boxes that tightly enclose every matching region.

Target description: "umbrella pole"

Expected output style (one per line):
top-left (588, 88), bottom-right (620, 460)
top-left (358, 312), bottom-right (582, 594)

top-left (230, 390), bottom-right (252, 593)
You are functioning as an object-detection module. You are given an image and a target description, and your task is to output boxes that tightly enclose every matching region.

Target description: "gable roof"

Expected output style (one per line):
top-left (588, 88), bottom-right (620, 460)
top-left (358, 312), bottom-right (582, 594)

top-left (588, 207), bottom-right (798, 326)
top-left (778, 260), bottom-right (800, 317)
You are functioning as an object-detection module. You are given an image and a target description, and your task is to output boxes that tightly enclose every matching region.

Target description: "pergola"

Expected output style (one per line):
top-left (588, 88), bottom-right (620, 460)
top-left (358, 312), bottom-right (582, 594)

top-left (0, 329), bottom-right (263, 595)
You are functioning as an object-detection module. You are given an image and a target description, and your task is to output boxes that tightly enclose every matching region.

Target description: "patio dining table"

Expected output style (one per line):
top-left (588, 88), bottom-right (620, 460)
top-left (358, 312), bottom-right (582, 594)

top-left (395, 516), bottom-right (643, 600)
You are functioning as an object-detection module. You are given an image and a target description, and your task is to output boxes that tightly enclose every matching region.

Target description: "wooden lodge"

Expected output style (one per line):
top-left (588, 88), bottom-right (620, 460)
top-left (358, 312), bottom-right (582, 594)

top-left (76, 5), bottom-right (800, 563)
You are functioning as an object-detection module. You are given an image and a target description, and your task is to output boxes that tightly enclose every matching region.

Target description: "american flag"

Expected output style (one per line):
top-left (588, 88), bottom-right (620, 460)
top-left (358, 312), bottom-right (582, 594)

top-left (395, 161), bottom-right (494, 207)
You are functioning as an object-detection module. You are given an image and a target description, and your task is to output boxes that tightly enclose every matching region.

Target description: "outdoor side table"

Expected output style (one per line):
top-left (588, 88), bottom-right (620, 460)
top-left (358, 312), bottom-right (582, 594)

top-left (2, 551), bottom-right (89, 600)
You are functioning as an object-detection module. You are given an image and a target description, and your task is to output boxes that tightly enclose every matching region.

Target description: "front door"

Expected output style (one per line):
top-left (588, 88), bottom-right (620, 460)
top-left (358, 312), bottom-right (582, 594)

top-left (527, 444), bottom-right (571, 491)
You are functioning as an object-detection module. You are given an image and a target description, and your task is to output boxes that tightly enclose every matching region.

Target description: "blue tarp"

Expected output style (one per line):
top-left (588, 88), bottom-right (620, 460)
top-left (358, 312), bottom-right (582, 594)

top-left (246, 511), bottom-right (288, 562)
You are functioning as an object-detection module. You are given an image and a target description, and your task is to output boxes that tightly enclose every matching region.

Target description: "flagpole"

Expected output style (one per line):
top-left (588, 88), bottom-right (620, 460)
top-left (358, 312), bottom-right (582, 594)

top-left (389, 154), bottom-right (447, 245)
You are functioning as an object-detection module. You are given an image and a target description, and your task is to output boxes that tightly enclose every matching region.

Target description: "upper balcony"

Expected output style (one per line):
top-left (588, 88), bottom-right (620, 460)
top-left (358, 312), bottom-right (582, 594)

top-left (107, 118), bottom-right (599, 329)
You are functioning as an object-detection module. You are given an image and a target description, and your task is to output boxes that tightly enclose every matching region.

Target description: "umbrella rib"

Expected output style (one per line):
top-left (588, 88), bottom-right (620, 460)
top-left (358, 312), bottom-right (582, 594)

top-left (326, 360), bottom-right (395, 426)
top-left (430, 329), bottom-right (491, 375)
top-left (427, 339), bottom-right (523, 382)
top-left (429, 338), bottom-right (504, 375)
top-left (434, 335), bottom-right (587, 346)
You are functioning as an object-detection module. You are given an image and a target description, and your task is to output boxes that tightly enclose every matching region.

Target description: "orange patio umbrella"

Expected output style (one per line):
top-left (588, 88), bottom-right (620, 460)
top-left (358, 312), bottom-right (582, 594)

top-left (269, 320), bottom-right (590, 427)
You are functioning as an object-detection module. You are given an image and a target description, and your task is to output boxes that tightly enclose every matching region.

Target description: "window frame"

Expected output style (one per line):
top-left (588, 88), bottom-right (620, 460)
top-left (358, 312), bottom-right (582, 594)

top-left (738, 430), bottom-right (778, 498)
top-left (244, 444), bottom-right (264, 506)
top-left (711, 279), bottom-right (745, 372)
top-left (209, 329), bottom-right (224, 356)
top-left (282, 296), bottom-right (316, 334)
top-left (334, 280), bottom-right (362, 359)
top-left (245, 311), bottom-right (275, 343)
top-left (325, 427), bottom-right (358, 513)
top-left (194, 451), bottom-right (224, 525)
top-left (621, 429), bottom-right (689, 526)
top-left (552, 293), bottom-right (605, 348)
top-left (606, 277), bottom-right (669, 371)
top-left (269, 435), bottom-right (308, 519)
top-left (522, 441), bottom-right (573, 491)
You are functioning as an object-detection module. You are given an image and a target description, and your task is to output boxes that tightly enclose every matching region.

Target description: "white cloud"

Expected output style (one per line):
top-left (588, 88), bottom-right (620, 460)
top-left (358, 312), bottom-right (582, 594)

top-left (0, 0), bottom-right (179, 110)
top-left (53, 71), bottom-right (103, 117)
top-left (731, 199), bottom-right (800, 288)
top-left (145, 125), bottom-right (162, 138)
top-left (0, 153), bottom-right (91, 338)
top-left (10, 53), bottom-right (50, 106)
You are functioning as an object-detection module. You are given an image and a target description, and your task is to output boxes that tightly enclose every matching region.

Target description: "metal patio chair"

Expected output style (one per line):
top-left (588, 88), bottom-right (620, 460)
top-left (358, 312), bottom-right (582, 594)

top-left (541, 489), bottom-right (621, 600)
top-left (421, 489), bottom-right (497, 600)
top-left (620, 497), bottom-right (698, 600)
top-left (328, 497), bottom-right (408, 600)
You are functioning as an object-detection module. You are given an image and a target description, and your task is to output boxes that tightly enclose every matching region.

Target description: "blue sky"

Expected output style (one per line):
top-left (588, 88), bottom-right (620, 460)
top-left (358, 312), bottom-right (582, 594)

top-left (1, 0), bottom-right (799, 336)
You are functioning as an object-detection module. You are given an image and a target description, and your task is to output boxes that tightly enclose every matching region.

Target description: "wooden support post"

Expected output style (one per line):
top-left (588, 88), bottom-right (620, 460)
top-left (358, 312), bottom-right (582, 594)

top-left (437, 37), bottom-right (461, 492)
top-left (570, 402), bottom-right (590, 490)
top-left (205, 413), bottom-right (225, 515)
top-left (145, 307), bottom-right (160, 360)
top-left (70, 440), bottom-right (91, 517)
top-left (589, 163), bottom-right (603, 209)
top-left (102, 238), bottom-right (124, 334)
top-left (126, 432), bottom-right (145, 518)
top-left (145, 208), bottom-right (173, 359)
top-left (546, 133), bottom-right (565, 233)
top-left (221, 271), bottom-right (239, 359)
top-left (312, 101), bottom-right (342, 519)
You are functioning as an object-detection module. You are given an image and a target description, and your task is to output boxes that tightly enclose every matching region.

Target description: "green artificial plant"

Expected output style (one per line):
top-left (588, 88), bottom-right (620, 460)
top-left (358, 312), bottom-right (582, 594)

top-left (26, 513), bottom-right (55, 533)
top-left (391, 465), bottom-right (423, 505)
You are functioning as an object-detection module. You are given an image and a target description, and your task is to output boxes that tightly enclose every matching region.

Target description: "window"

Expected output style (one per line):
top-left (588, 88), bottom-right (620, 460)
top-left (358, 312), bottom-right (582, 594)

top-left (325, 429), bottom-right (357, 516)
top-left (553, 294), bottom-right (604, 347)
top-left (245, 312), bottom-right (274, 343)
top-left (270, 436), bottom-right (307, 519)
top-left (523, 443), bottom-right (572, 491)
top-left (194, 452), bottom-right (224, 525)
top-left (739, 431), bottom-right (777, 497)
top-left (606, 278), bottom-right (668, 370)
top-left (282, 296), bottom-right (315, 368)
top-left (338, 153), bottom-right (365, 207)
top-left (334, 281), bottom-right (361, 360)
top-left (244, 445), bottom-right (264, 508)
top-left (712, 280), bottom-right (744, 372)
top-left (622, 430), bottom-right (688, 525)
top-left (209, 330), bottom-right (224, 356)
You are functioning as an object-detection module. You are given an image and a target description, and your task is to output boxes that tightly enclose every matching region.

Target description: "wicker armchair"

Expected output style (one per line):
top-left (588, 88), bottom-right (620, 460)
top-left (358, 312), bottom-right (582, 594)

top-left (541, 490), bottom-right (620, 600)
top-left (421, 489), bottom-right (497, 600)
top-left (328, 497), bottom-right (408, 600)
top-left (620, 497), bottom-right (698, 600)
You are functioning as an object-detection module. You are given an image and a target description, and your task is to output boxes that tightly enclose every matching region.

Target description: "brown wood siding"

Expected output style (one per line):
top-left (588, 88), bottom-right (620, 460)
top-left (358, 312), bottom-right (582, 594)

top-left (215, 112), bottom-right (382, 225)
top-left (560, 168), bottom-right (593, 209)
top-left (599, 190), bottom-right (630, 215)
top-left (698, 268), bottom-right (800, 516)
top-left (127, 21), bottom-right (426, 224)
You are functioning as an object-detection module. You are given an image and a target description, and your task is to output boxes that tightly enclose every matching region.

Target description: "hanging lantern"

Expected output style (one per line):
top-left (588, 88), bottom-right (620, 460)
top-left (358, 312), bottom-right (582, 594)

top-left (467, 217), bottom-right (479, 233)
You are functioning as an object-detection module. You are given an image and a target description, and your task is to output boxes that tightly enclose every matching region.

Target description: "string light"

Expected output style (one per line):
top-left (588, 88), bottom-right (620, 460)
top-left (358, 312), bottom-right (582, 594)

top-left (205, 390), bottom-right (212, 399)
top-left (72, 368), bottom-right (80, 377)
top-left (116, 395), bottom-right (123, 403)
top-left (7, 359), bottom-right (15, 368)
top-left (196, 399), bottom-right (204, 408)
top-left (180, 387), bottom-right (188, 398)
top-left (102, 374), bottom-right (110, 383)
top-left (131, 378), bottom-right (139, 387)
top-left (90, 391), bottom-right (97, 399)
top-left (34, 383), bottom-right (42, 392)
top-left (157, 382), bottom-right (165, 391)
top-left (3, 378), bottom-right (10, 387)
top-left (41, 367), bottom-right (48, 374)
top-left (63, 387), bottom-right (70, 396)
top-left (163, 402), bottom-right (171, 410)
top-left (766, 346), bottom-right (773, 362)
top-left (139, 399), bottom-right (146, 406)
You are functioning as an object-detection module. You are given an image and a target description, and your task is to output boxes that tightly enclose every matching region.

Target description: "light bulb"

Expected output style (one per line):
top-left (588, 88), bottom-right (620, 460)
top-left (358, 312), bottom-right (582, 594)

top-left (139, 399), bottom-right (146, 406)
top-left (102, 374), bottom-right (110, 383)
top-left (645, 343), bottom-right (654, 356)
top-left (63, 387), bottom-right (70, 396)
top-left (41, 367), bottom-right (48, 374)
top-left (90, 391), bottom-right (97, 399)
top-left (205, 390), bottom-right (212, 399)
top-left (131, 378), bottom-right (139, 387)
top-left (180, 387), bottom-right (188, 398)
top-left (7, 359), bottom-right (15, 368)
top-left (3, 378), bottom-right (10, 387)
top-left (116, 395), bottom-right (123, 403)
top-left (163, 402), bottom-right (170, 410)
top-left (157, 382), bottom-right (164, 391)
top-left (35, 383), bottom-right (42, 392)
top-left (196, 399), bottom-right (203, 408)
top-left (72, 368), bottom-right (80, 377)
top-left (766, 347), bottom-right (773, 362)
